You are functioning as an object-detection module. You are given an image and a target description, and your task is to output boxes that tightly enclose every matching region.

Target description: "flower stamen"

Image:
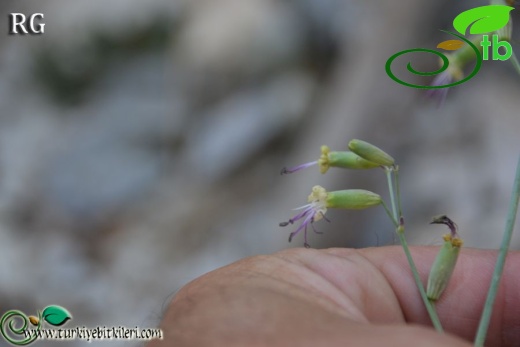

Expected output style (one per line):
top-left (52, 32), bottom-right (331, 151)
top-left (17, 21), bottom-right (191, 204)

top-left (280, 161), bottom-right (318, 175)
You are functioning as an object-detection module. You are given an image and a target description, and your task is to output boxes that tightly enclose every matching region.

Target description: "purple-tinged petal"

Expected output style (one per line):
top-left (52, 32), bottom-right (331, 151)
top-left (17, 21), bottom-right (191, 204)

top-left (280, 206), bottom-right (313, 227)
top-left (425, 72), bottom-right (452, 107)
top-left (281, 185), bottom-right (329, 247)
top-left (292, 203), bottom-right (313, 210)
top-left (288, 208), bottom-right (312, 224)
top-left (281, 161), bottom-right (318, 175)
top-left (288, 213), bottom-right (314, 243)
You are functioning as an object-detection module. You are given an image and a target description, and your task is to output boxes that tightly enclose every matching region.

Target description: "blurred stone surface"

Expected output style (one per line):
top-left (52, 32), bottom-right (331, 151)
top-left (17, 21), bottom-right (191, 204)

top-left (184, 71), bottom-right (314, 180)
top-left (0, 1), bottom-right (518, 346)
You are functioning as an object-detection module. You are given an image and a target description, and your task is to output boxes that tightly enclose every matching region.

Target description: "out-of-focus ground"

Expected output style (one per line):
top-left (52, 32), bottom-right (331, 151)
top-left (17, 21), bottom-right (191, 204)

top-left (0, 0), bottom-right (519, 345)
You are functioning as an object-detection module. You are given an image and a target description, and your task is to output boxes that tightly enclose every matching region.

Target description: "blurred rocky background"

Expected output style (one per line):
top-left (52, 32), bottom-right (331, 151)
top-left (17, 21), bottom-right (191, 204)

top-left (0, 0), bottom-right (519, 345)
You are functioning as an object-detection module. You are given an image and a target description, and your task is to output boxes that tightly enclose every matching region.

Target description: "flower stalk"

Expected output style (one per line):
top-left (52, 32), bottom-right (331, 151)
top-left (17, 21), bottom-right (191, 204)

top-left (382, 167), bottom-right (444, 333)
top-left (352, 141), bottom-right (445, 332)
top-left (474, 154), bottom-right (520, 346)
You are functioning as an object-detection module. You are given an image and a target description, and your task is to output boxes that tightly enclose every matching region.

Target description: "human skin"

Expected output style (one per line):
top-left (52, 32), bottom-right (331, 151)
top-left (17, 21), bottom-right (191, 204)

top-left (148, 246), bottom-right (520, 347)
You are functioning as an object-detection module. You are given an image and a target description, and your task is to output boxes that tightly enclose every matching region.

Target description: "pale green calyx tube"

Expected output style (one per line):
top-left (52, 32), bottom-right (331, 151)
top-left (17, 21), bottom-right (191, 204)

top-left (325, 188), bottom-right (382, 210)
top-left (348, 139), bottom-right (395, 167)
top-left (318, 146), bottom-right (380, 173)
top-left (427, 215), bottom-right (463, 301)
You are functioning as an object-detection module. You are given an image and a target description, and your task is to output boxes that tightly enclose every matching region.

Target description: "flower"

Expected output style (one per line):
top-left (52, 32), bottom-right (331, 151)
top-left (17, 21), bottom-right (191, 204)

top-left (425, 50), bottom-right (465, 106)
top-left (280, 186), bottom-right (382, 247)
top-left (281, 146), bottom-right (379, 175)
top-left (426, 33), bottom-right (480, 106)
top-left (425, 71), bottom-right (453, 106)
top-left (429, 214), bottom-right (460, 238)
top-left (279, 185), bottom-right (329, 248)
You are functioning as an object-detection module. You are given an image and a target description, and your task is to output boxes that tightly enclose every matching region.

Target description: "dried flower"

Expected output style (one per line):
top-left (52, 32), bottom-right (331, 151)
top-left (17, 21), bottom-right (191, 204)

top-left (427, 215), bottom-right (463, 301)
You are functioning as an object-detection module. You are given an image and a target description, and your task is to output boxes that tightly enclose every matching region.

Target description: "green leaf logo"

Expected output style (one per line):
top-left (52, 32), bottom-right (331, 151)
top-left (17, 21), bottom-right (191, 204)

top-left (453, 5), bottom-right (513, 35)
top-left (42, 306), bottom-right (72, 326)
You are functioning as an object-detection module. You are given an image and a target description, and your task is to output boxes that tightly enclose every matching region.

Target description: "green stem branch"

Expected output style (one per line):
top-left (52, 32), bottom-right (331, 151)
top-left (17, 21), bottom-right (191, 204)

top-left (397, 232), bottom-right (444, 332)
top-left (394, 167), bottom-right (403, 218)
top-left (381, 201), bottom-right (398, 227)
top-left (384, 168), bottom-right (444, 333)
top-left (385, 168), bottom-right (398, 220)
top-left (474, 155), bottom-right (520, 346)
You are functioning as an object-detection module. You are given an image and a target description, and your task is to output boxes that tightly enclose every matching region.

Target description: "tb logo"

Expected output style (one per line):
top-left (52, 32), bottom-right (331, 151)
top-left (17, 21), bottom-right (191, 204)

top-left (8, 13), bottom-right (45, 35)
top-left (386, 5), bottom-right (515, 89)
top-left (480, 35), bottom-right (512, 61)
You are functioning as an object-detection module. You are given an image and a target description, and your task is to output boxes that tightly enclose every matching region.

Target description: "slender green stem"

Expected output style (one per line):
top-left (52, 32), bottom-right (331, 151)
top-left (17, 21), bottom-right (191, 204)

top-left (383, 168), bottom-right (444, 333)
top-left (381, 201), bottom-right (398, 227)
top-left (385, 168), bottom-right (398, 219)
top-left (474, 155), bottom-right (520, 346)
top-left (398, 232), bottom-right (444, 332)
top-left (394, 167), bottom-right (403, 219)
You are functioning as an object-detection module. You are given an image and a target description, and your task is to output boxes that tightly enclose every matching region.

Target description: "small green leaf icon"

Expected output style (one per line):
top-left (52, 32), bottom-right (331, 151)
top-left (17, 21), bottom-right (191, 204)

top-left (42, 306), bottom-right (72, 326)
top-left (453, 5), bottom-right (513, 35)
top-left (436, 39), bottom-right (464, 51)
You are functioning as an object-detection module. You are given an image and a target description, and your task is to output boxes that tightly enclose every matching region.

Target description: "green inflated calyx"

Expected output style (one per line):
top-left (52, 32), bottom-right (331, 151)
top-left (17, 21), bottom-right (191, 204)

top-left (318, 146), bottom-right (380, 174)
top-left (427, 235), bottom-right (462, 301)
top-left (326, 189), bottom-right (382, 210)
top-left (426, 215), bottom-right (463, 301)
top-left (348, 139), bottom-right (395, 167)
